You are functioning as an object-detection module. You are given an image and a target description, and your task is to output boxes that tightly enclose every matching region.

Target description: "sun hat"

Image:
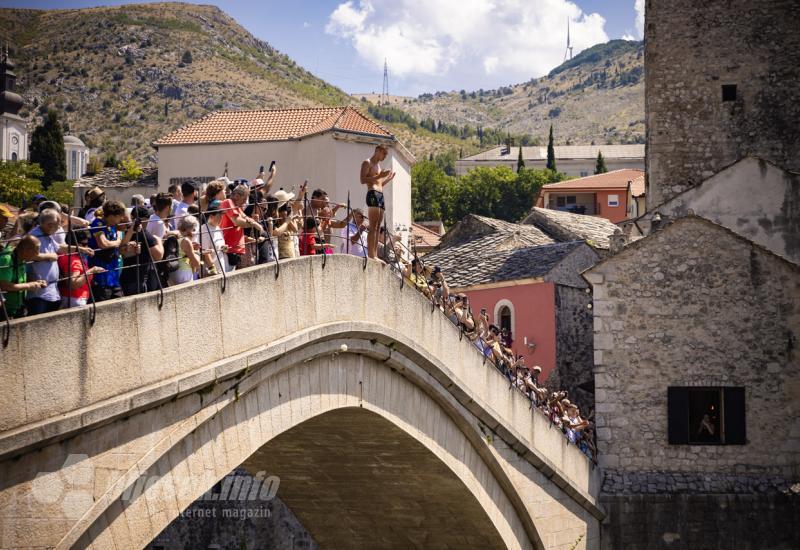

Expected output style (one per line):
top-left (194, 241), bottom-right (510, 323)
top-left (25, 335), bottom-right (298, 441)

top-left (274, 189), bottom-right (295, 209)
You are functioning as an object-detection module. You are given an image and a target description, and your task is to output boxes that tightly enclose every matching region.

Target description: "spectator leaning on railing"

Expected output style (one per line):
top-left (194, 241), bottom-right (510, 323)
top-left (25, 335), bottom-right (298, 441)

top-left (0, 235), bottom-right (46, 320)
top-left (88, 200), bottom-right (127, 302)
top-left (58, 229), bottom-right (104, 308)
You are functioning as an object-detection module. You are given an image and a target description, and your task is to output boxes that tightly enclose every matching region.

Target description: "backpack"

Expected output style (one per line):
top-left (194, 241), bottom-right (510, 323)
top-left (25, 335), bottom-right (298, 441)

top-left (161, 235), bottom-right (180, 274)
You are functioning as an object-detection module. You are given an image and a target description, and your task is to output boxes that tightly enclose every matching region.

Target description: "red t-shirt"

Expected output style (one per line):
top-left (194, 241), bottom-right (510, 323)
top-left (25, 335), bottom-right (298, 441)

top-left (57, 254), bottom-right (92, 300)
top-left (300, 232), bottom-right (316, 256)
top-left (219, 199), bottom-right (245, 255)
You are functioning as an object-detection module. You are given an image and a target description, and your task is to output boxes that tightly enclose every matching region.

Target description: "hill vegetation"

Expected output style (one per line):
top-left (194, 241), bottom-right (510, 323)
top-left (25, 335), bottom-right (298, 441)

top-left (2, 3), bottom-right (644, 168)
top-left (396, 39), bottom-right (645, 146)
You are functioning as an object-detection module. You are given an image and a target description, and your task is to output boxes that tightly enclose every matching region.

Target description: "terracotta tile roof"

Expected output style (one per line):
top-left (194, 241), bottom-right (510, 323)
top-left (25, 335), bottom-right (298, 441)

top-left (542, 169), bottom-right (645, 191)
top-left (629, 174), bottom-right (645, 197)
top-left (411, 222), bottom-right (442, 250)
top-left (154, 106), bottom-right (393, 146)
top-left (522, 207), bottom-right (620, 250)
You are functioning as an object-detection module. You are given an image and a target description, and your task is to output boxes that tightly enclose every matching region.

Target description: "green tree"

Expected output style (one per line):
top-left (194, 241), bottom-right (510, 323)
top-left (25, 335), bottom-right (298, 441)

top-left (119, 156), bottom-right (143, 180)
top-left (0, 161), bottom-right (44, 207)
top-left (47, 180), bottom-right (75, 205)
top-left (517, 146), bottom-right (525, 173)
top-left (546, 124), bottom-right (556, 171)
top-left (29, 111), bottom-right (66, 188)
top-left (594, 150), bottom-right (608, 174)
top-left (411, 160), bottom-right (455, 222)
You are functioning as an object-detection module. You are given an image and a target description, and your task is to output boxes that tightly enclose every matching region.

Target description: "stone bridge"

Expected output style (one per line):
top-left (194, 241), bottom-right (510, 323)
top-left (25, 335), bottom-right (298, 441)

top-left (0, 255), bottom-right (603, 549)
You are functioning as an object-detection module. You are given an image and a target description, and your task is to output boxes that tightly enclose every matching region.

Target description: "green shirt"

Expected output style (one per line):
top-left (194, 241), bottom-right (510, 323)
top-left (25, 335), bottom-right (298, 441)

top-left (0, 247), bottom-right (26, 315)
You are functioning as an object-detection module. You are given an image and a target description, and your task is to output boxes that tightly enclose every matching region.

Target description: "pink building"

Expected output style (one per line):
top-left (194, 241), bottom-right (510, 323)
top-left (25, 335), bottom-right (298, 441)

top-left (424, 215), bottom-right (602, 398)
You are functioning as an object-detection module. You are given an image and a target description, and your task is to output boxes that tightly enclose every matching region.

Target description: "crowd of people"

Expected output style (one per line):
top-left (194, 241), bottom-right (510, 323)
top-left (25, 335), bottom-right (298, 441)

top-left (0, 147), bottom-right (594, 460)
top-left (398, 256), bottom-right (597, 462)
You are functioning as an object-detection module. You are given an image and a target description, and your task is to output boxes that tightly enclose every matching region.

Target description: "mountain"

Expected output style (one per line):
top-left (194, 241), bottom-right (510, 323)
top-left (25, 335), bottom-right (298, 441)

top-left (0, 2), bottom-right (454, 164)
top-left (397, 40), bottom-right (645, 146)
top-left (2, 3), bottom-right (644, 167)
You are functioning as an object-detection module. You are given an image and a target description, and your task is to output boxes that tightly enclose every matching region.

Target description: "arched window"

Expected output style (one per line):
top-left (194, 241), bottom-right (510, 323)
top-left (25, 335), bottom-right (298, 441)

top-left (493, 299), bottom-right (515, 337)
top-left (498, 306), bottom-right (511, 332)
top-left (11, 152), bottom-right (17, 161)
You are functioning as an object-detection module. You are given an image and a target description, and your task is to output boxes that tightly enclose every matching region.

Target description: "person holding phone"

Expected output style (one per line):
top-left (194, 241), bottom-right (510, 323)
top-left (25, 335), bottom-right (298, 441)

top-left (360, 144), bottom-right (395, 259)
top-left (120, 207), bottom-right (164, 296)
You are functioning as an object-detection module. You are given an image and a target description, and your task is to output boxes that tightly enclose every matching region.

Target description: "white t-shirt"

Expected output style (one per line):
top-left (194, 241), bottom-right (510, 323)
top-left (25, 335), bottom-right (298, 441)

top-left (174, 201), bottom-right (191, 219)
top-left (146, 214), bottom-right (167, 239)
top-left (200, 223), bottom-right (228, 273)
top-left (340, 222), bottom-right (367, 257)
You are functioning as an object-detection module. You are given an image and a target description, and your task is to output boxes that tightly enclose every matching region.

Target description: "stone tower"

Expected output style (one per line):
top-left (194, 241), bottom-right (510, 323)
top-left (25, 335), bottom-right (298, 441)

top-left (645, 0), bottom-right (800, 209)
top-left (0, 46), bottom-right (28, 161)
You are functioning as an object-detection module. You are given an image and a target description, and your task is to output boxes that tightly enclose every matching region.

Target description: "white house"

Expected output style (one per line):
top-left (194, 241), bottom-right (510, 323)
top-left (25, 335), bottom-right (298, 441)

top-left (64, 135), bottom-right (89, 180)
top-left (154, 106), bottom-right (414, 235)
top-left (455, 144), bottom-right (644, 177)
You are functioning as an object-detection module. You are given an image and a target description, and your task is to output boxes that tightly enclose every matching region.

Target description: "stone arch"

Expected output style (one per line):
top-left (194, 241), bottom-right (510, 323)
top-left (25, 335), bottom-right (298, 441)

top-left (70, 348), bottom-right (543, 550)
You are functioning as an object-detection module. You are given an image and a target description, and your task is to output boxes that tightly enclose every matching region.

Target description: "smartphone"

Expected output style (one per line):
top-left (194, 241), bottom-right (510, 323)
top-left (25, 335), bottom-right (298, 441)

top-left (269, 160), bottom-right (276, 171)
top-left (259, 165), bottom-right (264, 174)
top-left (480, 308), bottom-right (487, 315)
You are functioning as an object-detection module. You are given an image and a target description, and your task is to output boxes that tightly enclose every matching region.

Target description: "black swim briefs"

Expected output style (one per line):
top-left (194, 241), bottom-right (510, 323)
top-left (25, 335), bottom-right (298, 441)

top-left (366, 189), bottom-right (385, 210)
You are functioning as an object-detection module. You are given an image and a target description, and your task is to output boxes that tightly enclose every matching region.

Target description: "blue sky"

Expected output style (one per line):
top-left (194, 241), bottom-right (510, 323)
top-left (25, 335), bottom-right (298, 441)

top-left (1, 0), bottom-right (643, 96)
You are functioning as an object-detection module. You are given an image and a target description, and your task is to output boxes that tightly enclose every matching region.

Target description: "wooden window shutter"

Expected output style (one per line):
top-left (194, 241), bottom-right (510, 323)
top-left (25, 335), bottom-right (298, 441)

top-left (667, 387), bottom-right (689, 444)
top-left (723, 387), bottom-right (746, 445)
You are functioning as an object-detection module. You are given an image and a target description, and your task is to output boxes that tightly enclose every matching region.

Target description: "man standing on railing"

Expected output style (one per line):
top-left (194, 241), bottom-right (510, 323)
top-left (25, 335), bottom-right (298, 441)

top-left (360, 144), bottom-right (395, 260)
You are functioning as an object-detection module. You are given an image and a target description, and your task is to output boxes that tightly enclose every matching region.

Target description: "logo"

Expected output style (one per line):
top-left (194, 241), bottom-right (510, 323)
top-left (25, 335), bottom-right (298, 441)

top-left (30, 454), bottom-right (95, 520)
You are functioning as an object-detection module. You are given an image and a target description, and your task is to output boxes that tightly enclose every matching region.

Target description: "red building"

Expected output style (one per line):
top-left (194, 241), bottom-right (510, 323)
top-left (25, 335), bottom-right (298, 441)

top-left (537, 169), bottom-right (645, 223)
top-left (423, 215), bottom-right (606, 401)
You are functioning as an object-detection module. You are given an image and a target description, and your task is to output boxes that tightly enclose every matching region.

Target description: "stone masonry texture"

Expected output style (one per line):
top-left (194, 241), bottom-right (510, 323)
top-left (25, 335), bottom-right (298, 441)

top-left (645, 0), bottom-right (800, 209)
top-left (600, 493), bottom-right (800, 550)
top-left (590, 216), bottom-right (800, 476)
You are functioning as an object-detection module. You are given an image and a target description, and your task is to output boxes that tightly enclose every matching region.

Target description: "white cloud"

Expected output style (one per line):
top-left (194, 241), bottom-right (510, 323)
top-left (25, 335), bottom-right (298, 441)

top-left (326, 0), bottom-right (609, 90)
top-left (303, 21), bottom-right (311, 29)
top-left (621, 33), bottom-right (636, 41)
top-left (634, 0), bottom-right (645, 38)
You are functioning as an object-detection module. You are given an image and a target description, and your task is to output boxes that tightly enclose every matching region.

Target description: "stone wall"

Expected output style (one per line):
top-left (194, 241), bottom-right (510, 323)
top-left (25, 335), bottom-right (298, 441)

top-left (553, 285), bottom-right (594, 413)
top-left (600, 493), bottom-right (800, 550)
top-left (587, 216), bottom-right (800, 477)
top-left (645, 0), bottom-right (800, 209)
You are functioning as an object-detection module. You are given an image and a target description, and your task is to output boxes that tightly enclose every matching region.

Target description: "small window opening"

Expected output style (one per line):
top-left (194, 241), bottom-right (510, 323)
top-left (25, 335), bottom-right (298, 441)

top-left (722, 84), bottom-right (737, 102)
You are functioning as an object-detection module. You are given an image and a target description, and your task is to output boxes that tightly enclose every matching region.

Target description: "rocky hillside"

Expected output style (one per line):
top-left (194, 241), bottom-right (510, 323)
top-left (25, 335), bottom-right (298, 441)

top-left (399, 40), bottom-right (645, 145)
top-left (0, 2), bottom-right (453, 163)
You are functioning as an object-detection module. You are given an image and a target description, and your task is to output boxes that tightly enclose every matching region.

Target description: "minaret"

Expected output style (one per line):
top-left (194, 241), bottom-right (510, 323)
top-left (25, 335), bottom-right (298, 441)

top-left (564, 19), bottom-right (574, 62)
top-left (0, 45), bottom-right (24, 117)
top-left (0, 44), bottom-right (28, 161)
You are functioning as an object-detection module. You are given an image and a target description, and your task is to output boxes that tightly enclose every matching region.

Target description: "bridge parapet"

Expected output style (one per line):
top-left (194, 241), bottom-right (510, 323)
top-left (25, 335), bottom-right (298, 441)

top-left (0, 255), bottom-right (601, 547)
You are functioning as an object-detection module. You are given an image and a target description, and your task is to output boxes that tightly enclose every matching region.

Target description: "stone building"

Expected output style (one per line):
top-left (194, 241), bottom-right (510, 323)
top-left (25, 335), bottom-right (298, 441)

top-left (456, 144), bottom-right (644, 178)
top-left (585, 216), bottom-right (800, 548)
top-left (585, 1), bottom-right (800, 547)
top-left (645, 0), bottom-right (800, 209)
top-left (424, 214), bottom-right (607, 410)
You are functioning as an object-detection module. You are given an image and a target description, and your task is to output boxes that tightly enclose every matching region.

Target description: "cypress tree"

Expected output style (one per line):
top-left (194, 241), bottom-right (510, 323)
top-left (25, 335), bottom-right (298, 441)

top-left (595, 150), bottom-right (608, 174)
top-left (29, 111), bottom-right (66, 188)
top-left (546, 124), bottom-right (556, 171)
top-left (517, 146), bottom-right (525, 173)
